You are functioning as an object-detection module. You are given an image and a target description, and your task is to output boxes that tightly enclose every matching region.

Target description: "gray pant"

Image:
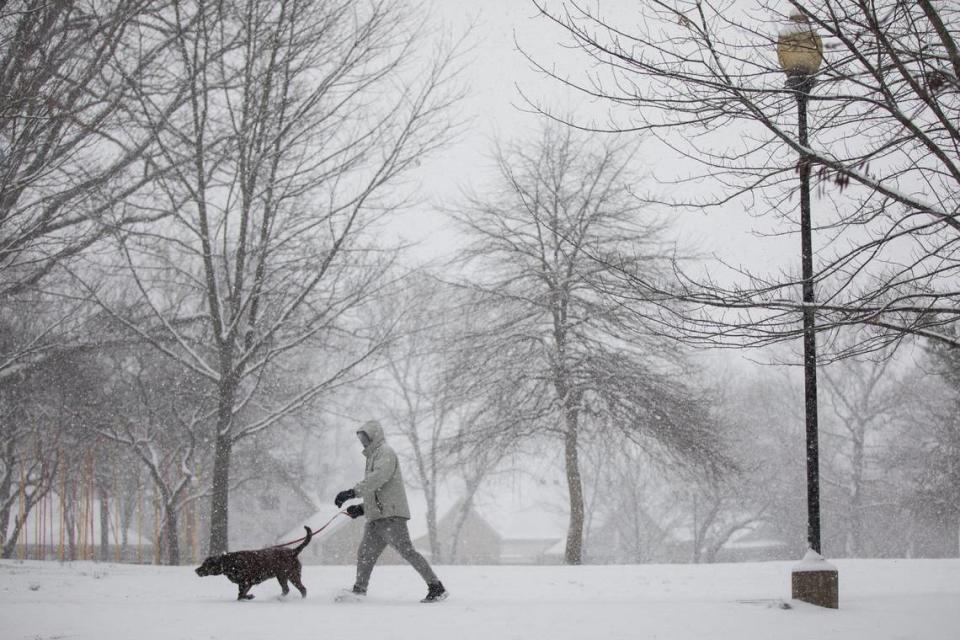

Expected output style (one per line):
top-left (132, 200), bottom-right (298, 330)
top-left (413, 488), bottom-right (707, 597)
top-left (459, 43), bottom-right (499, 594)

top-left (355, 517), bottom-right (438, 591)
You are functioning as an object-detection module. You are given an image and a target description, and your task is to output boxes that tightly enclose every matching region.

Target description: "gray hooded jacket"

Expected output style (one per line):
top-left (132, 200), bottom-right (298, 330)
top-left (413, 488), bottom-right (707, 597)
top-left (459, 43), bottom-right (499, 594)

top-left (353, 421), bottom-right (411, 521)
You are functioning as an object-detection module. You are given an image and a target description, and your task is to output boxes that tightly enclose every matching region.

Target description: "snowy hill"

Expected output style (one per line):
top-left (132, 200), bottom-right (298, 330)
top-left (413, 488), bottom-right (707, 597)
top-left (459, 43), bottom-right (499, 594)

top-left (1, 558), bottom-right (957, 639)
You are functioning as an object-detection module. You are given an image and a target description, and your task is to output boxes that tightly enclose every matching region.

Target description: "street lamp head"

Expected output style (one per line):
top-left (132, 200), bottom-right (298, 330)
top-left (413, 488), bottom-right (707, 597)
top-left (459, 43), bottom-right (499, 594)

top-left (777, 10), bottom-right (823, 78)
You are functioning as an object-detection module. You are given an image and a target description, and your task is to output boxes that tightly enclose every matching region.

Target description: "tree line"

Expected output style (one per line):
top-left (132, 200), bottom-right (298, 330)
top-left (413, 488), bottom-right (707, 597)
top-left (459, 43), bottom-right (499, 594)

top-left (1, 0), bottom-right (460, 561)
top-left (2, 0), bottom-right (958, 565)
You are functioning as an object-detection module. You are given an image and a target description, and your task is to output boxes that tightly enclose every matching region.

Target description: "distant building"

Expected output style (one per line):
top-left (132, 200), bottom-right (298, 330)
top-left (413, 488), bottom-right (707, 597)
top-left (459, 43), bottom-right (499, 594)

top-left (711, 525), bottom-right (792, 563)
top-left (277, 505), bottom-right (365, 565)
top-left (411, 499), bottom-right (501, 564)
top-left (285, 494), bottom-right (568, 565)
top-left (476, 501), bottom-right (566, 565)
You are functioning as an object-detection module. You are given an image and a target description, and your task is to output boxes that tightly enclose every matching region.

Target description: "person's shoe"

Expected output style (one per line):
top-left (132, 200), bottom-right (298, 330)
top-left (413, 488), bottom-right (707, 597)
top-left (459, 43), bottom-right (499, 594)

top-left (421, 581), bottom-right (448, 603)
top-left (334, 586), bottom-right (366, 603)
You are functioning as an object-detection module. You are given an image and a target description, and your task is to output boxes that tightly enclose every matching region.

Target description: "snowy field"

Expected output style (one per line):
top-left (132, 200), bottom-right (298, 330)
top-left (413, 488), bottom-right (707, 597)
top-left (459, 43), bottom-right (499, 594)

top-left (1, 558), bottom-right (958, 640)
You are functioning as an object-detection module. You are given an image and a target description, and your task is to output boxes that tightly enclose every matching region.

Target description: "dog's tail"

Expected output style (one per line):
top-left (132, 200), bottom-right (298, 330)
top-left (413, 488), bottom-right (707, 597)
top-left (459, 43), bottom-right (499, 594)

top-left (294, 526), bottom-right (314, 556)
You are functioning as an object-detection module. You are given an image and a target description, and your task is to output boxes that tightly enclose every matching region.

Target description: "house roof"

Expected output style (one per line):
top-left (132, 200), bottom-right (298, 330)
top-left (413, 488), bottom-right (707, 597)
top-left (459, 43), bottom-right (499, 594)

top-left (664, 518), bottom-right (789, 550)
top-left (721, 528), bottom-right (789, 550)
top-left (544, 538), bottom-right (566, 557)
top-left (476, 501), bottom-right (567, 541)
top-left (277, 503), bottom-right (353, 545)
top-left (404, 475), bottom-right (568, 543)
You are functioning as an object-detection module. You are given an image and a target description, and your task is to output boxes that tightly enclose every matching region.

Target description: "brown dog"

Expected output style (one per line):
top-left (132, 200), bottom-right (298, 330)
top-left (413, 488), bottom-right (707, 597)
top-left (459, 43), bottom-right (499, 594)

top-left (195, 526), bottom-right (313, 600)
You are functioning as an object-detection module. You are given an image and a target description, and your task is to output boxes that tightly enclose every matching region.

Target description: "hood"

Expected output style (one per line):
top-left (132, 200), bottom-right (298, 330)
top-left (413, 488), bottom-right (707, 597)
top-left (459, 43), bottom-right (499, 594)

top-left (357, 420), bottom-right (385, 450)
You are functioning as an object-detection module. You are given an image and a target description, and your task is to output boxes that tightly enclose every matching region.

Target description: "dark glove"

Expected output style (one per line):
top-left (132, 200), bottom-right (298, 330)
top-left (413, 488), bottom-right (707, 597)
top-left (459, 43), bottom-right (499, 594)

top-left (334, 489), bottom-right (356, 508)
top-left (346, 504), bottom-right (364, 519)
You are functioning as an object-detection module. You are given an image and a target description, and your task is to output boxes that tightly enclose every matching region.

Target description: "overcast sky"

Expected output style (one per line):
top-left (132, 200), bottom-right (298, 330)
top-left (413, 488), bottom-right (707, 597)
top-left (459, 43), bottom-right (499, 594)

top-left (385, 1), bottom-right (807, 285)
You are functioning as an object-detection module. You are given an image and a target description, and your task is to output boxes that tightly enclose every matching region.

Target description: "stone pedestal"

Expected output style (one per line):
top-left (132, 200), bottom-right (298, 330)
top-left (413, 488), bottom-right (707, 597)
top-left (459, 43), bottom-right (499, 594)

top-left (791, 549), bottom-right (839, 609)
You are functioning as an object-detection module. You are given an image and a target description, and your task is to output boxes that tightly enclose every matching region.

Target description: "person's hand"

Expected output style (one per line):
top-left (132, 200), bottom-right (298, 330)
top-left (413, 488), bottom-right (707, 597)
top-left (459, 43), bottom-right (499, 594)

top-left (346, 504), bottom-right (364, 519)
top-left (335, 489), bottom-right (356, 507)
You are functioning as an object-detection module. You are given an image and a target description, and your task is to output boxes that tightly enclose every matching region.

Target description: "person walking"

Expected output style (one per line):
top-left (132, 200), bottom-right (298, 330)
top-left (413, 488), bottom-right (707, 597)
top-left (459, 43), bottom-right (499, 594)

top-left (334, 419), bottom-right (447, 603)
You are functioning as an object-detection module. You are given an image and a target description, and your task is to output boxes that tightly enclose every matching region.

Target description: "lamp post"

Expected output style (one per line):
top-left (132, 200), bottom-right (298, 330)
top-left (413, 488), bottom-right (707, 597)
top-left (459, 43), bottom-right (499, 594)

top-left (777, 8), bottom-right (838, 609)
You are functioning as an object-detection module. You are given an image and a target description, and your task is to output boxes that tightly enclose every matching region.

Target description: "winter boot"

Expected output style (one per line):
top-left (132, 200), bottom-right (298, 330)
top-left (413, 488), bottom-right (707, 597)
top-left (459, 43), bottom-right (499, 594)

top-left (334, 586), bottom-right (366, 603)
top-left (421, 581), bottom-right (448, 603)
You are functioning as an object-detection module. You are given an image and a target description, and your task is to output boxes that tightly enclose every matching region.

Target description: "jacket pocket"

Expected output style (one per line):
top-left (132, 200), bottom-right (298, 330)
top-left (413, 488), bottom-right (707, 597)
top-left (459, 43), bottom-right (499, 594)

top-left (374, 491), bottom-right (384, 514)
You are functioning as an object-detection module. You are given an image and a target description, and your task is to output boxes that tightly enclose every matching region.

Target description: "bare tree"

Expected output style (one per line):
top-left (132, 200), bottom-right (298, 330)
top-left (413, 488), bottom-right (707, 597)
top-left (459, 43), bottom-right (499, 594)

top-left (0, 410), bottom-right (59, 559)
top-left (686, 475), bottom-right (769, 564)
top-left (374, 274), bottom-right (461, 562)
top-left (714, 367), bottom-right (810, 552)
top-left (583, 403), bottom-right (768, 564)
top-left (0, 344), bottom-right (100, 558)
top-left (890, 333), bottom-right (960, 556)
top-left (717, 352), bottom-right (914, 558)
top-left (0, 1), bottom-right (196, 377)
top-left (442, 405), bottom-right (520, 564)
top-left (450, 124), bottom-right (728, 564)
top-left (77, 0), bottom-right (461, 554)
top-left (528, 1), bottom-right (960, 354)
top-left (93, 350), bottom-right (211, 565)
top-left (584, 442), bottom-right (680, 563)
top-left (819, 338), bottom-right (904, 556)
top-left (374, 272), bottom-right (520, 563)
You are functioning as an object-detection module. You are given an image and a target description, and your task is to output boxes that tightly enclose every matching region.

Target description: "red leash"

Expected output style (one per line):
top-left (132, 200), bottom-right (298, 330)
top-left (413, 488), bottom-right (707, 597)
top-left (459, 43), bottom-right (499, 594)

top-left (271, 510), bottom-right (348, 548)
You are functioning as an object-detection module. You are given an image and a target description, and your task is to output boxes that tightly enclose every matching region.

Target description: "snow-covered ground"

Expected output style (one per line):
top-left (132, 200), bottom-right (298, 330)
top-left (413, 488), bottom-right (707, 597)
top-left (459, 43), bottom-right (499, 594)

top-left (1, 558), bottom-right (957, 639)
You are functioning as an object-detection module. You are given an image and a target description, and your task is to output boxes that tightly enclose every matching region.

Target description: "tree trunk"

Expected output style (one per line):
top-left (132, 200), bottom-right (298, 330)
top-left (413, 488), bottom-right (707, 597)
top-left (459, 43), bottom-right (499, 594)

top-left (208, 370), bottom-right (237, 556)
top-left (1, 515), bottom-right (21, 558)
top-left (1, 473), bottom-right (53, 559)
top-left (849, 433), bottom-right (865, 557)
top-left (692, 494), bottom-right (702, 564)
top-left (65, 498), bottom-right (77, 560)
top-left (449, 478), bottom-right (484, 563)
top-left (208, 432), bottom-right (232, 555)
top-left (2, 503), bottom-right (33, 558)
top-left (164, 501), bottom-right (181, 565)
top-left (0, 438), bottom-right (14, 554)
top-left (425, 490), bottom-right (441, 564)
top-left (120, 487), bottom-right (134, 559)
top-left (564, 418), bottom-right (585, 565)
top-left (99, 480), bottom-right (110, 562)
top-left (448, 499), bottom-right (470, 563)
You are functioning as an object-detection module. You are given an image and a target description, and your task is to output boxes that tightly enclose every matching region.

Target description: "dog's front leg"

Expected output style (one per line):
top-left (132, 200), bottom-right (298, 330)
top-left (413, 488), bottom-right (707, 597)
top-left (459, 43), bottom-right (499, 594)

top-left (237, 583), bottom-right (255, 600)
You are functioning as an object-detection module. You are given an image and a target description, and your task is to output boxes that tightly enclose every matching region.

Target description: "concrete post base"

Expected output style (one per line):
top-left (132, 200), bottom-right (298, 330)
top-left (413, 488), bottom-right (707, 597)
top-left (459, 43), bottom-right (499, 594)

top-left (791, 549), bottom-right (839, 609)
